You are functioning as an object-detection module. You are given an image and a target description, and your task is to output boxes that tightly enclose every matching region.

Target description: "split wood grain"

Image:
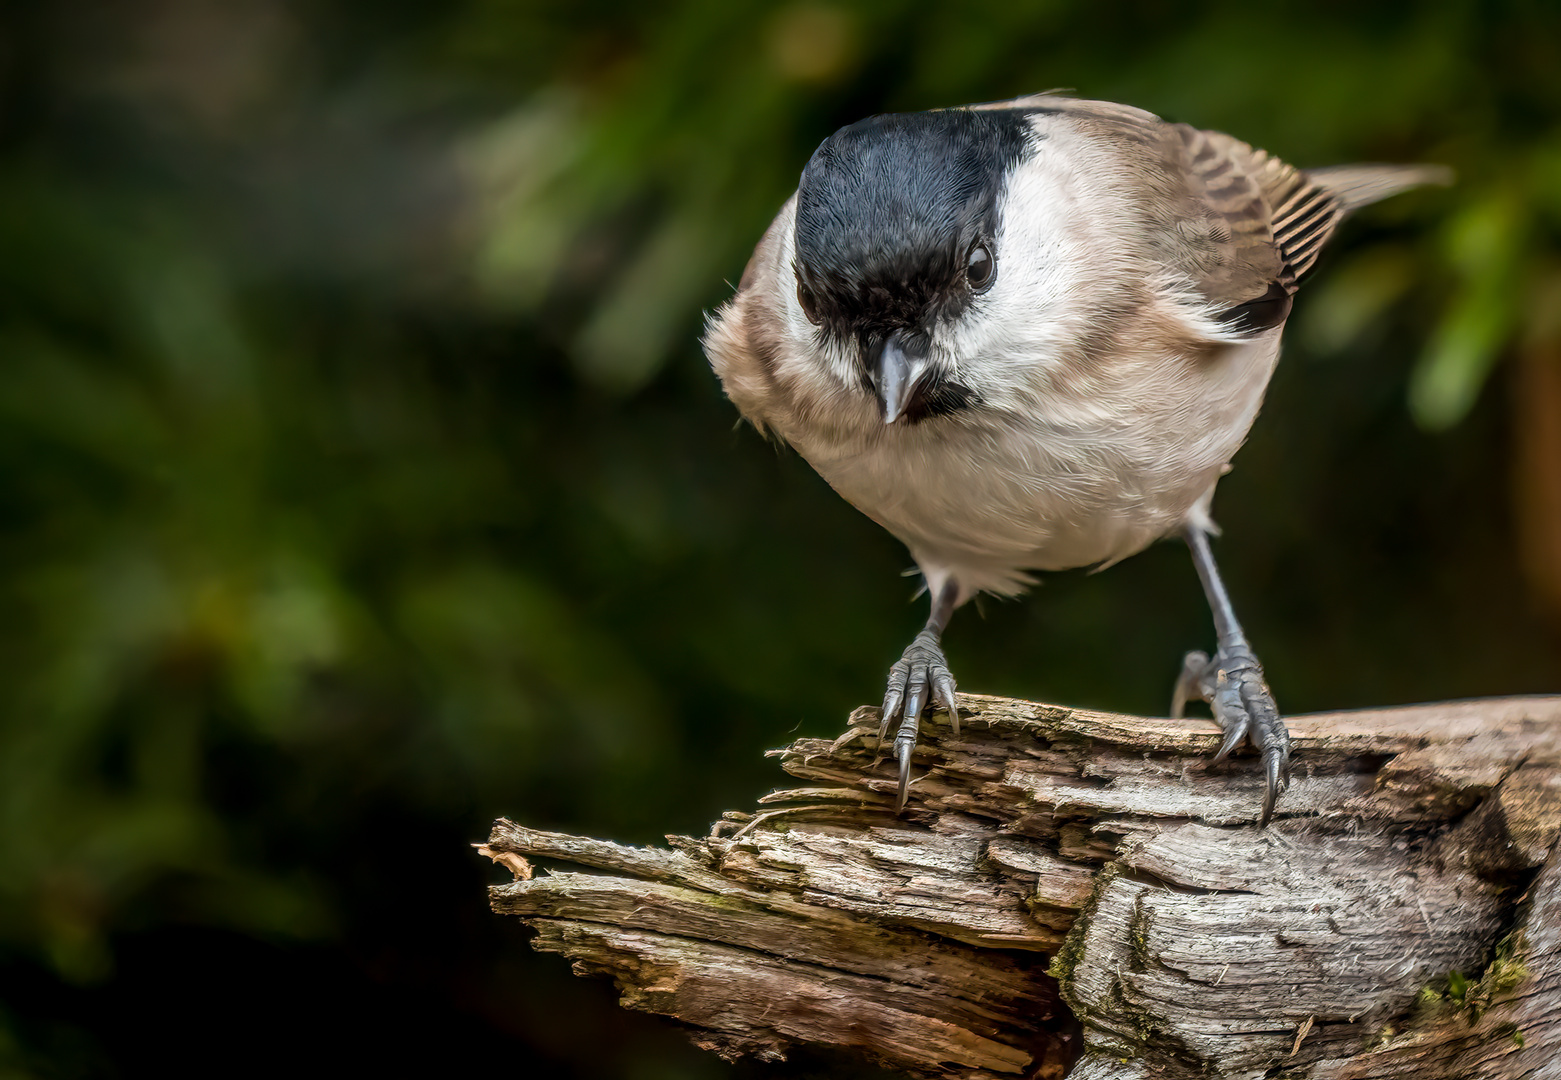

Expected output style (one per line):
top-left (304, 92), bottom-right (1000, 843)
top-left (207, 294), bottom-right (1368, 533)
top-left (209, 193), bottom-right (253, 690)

top-left (482, 693), bottom-right (1561, 1079)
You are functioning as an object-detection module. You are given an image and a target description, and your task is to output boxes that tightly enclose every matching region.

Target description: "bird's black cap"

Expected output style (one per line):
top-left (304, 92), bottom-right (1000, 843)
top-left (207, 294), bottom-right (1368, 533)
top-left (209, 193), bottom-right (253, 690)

top-left (794, 109), bottom-right (1032, 335)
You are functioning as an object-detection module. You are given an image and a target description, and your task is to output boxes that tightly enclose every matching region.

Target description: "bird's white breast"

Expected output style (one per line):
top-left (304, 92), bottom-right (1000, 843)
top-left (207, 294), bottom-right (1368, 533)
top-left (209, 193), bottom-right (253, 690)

top-left (782, 329), bottom-right (1281, 600)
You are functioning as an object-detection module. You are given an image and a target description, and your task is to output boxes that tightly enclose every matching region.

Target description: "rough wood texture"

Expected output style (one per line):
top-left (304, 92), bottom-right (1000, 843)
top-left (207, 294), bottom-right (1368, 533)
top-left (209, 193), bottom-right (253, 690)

top-left (481, 694), bottom-right (1561, 1079)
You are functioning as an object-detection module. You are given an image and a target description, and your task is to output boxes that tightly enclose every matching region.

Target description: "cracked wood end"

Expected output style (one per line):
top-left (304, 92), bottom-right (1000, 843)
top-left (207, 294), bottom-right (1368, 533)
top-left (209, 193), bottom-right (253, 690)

top-left (481, 693), bottom-right (1561, 1079)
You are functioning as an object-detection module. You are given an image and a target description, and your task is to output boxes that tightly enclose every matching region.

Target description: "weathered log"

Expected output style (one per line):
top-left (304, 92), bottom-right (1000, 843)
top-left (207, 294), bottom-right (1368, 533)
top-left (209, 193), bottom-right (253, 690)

top-left (479, 694), bottom-right (1561, 1079)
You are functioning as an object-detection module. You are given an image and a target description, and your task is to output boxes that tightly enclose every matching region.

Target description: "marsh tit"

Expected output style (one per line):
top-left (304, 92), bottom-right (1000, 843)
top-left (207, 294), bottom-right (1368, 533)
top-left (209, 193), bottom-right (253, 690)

top-left (703, 93), bottom-right (1446, 823)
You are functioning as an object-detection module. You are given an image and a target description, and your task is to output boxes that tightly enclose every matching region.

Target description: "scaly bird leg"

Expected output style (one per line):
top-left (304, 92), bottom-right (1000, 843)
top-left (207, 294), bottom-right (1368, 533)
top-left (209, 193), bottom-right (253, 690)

top-left (1172, 523), bottom-right (1291, 824)
top-left (877, 579), bottom-right (961, 809)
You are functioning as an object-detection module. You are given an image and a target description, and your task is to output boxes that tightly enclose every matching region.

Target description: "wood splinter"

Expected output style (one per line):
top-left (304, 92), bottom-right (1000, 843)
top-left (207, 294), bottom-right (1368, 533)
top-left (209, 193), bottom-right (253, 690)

top-left (481, 693), bottom-right (1561, 1079)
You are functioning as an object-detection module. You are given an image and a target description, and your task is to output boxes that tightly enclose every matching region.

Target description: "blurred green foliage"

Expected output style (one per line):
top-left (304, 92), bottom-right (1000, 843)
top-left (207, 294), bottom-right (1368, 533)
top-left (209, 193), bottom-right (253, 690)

top-left (0, 0), bottom-right (1557, 1075)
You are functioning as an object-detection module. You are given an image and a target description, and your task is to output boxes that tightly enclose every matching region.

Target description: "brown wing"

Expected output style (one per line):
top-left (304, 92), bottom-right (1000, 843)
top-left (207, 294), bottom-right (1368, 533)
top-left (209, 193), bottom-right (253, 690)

top-left (1167, 123), bottom-right (1449, 331)
top-left (1166, 124), bottom-right (1294, 321)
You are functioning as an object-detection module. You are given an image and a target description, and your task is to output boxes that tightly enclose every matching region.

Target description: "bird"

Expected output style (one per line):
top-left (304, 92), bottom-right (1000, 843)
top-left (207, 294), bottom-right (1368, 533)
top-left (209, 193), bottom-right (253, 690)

top-left (702, 93), bottom-right (1446, 824)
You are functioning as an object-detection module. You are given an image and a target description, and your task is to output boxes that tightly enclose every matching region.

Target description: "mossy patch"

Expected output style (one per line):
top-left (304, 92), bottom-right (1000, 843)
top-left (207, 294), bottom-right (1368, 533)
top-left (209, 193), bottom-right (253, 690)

top-left (1127, 890), bottom-right (1153, 974)
top-left (1414, 930), bottom-right (1531, 1026)
top-left (1046, 863), bottom-right (1119, 1003)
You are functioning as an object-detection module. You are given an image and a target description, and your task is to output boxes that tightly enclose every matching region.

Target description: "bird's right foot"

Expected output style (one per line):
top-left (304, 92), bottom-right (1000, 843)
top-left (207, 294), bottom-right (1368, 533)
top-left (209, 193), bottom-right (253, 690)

top-left (1172, 643), bottom-right (1291, 824)
top-left (878, 629), bottom-right (958, 810)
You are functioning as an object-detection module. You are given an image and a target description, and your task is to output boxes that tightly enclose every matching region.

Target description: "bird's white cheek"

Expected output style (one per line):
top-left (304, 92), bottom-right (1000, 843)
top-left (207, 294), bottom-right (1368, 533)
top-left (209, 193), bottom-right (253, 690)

top-left (947, 154), bottom-right (1132, 403)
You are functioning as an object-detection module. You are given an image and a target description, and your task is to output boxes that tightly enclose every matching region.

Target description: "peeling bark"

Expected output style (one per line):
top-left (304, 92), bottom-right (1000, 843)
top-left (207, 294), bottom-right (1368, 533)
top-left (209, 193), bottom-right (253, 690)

top-left (481, 694), bottom-right (1561, 1079)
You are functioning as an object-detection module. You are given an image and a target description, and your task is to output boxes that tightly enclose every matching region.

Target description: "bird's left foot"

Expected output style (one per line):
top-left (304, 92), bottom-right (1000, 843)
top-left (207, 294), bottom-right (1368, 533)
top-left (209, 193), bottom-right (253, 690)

top-left (877, 629), bottom-right (958, 810)
top-left (1172, 644), bottom-right (1291, 824)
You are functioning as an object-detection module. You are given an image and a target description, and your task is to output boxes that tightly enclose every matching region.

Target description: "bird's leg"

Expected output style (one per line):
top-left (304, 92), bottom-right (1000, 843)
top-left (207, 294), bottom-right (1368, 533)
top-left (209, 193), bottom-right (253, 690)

top-left (1172, 523), bottom-right (1291, 824)
top-left (877, 579), bottom-right (961, 810)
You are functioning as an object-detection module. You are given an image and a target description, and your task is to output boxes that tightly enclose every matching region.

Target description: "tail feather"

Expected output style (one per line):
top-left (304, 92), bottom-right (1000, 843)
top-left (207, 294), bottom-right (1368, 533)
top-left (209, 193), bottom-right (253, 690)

top-left (1304, 163), bottom-right (1454, 211)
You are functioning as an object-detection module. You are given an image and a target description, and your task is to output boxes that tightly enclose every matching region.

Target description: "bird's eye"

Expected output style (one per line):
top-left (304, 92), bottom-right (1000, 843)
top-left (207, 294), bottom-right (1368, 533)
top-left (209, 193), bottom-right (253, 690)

top-left (796, 276), bottom-right (821, 324)
top-left (966, 244), bottom-right (994, 291)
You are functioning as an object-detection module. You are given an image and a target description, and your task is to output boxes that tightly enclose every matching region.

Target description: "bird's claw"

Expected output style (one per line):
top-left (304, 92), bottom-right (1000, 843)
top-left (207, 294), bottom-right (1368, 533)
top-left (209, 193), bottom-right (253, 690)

top-left (1173, 644), bottom-right (1291, 825)
top-left (876, 628), bottom-right (957, 809)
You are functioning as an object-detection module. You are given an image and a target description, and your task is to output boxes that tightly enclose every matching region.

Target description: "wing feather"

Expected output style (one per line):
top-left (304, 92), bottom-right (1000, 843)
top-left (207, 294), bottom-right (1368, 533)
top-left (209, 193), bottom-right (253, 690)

top-left (1165, 125), bottom-right (1448, 320)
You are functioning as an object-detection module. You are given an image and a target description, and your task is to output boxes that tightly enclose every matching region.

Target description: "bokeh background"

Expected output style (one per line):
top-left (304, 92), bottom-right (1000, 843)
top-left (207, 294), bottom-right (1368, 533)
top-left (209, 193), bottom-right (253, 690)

top-left (1, 1), bottom-right (1558, 1076)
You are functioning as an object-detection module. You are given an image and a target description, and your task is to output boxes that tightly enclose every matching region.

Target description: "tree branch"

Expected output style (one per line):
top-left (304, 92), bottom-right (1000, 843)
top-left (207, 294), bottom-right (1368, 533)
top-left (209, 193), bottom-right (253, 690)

top-left (480, 694), bottom-right (1561, 1079)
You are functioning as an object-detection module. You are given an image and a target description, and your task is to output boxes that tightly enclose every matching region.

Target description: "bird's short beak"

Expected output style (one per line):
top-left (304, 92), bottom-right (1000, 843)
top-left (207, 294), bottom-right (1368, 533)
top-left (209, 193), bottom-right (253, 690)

top-left (874, 332), bottom-right (930, 425)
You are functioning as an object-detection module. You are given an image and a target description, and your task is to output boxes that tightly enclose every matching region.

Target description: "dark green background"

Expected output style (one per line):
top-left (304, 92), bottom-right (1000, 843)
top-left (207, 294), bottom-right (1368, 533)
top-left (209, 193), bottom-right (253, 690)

top-left (1, 1), bottom-right (1558, 1076)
